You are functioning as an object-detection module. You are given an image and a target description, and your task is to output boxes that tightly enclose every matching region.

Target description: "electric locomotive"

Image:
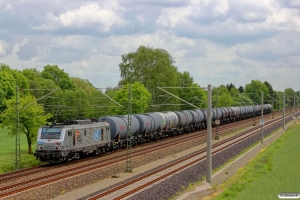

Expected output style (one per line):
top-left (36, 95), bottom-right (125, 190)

top-left (34, 120), bottom-right (111, 163)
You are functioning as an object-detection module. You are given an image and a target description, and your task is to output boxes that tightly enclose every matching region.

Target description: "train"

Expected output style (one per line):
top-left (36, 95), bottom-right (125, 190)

top-left (34, 104), bottom-right (273, 163)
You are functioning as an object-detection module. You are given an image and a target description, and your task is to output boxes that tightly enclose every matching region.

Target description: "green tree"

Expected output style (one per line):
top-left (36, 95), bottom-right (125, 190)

top-left (0, 88), bottom-right (5, 113)
top-left (230, 87), bottom-right (240, 97)
top-left (70, 77), bottom-right (101, 118)
top-left (118, 45), bottom-right (180, 111)
top-left (60, 89), bottom-right (91, 119)
top-left (213, 85), bottom-right (232, 107)
top-left (22, 68), bottom-right (58, 114)
top-left (226, 83), bottom-right (235, 92)
top-left (0, 94), bottom-right (52, 154)
top-left (275, 91), bottom-right (284, 110)
top-left (178, 71), bottom-right (207, 109)
top-left (296, 91), bottom-right (300, 106)
top-left (71, 77), bottom-right (97, 95)
top-left (103, 87), bottom-right (122, 116)
top-left (4, 66), bottom-right (29, 93)
top-left (178, 83), bottom-right (207, 110)
top-left (218, 85), bottom-right (230, 95)
top-left (244, 80), bottom-right (269, 104)
top-left (179, 71), bottom-right (193, 87)
top-left (229, 87), bottom-right (241, 106)
top-left (218, 93), bottom-right (233, 107)
top-left (284, 88), bottom-right (295, 107)
top-left (238, 85), bottom-right (244, 93)
top-left (264, 81), bottom-right (276, 106)
top-left (0, 64), bottom-right (29, 111)
top-left (0, 71), bottom-right (15, 110)
top-left (41, 65), bottom-right (75, 90)
top-left (113, 82), bottom-right (152, 115)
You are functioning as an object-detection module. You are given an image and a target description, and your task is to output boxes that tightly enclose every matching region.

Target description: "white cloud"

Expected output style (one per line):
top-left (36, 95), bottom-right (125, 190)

top-left (34, 3), bottom-right (127, 32)
top-left (1, 0), bottom-right (300, 92)
top-left (213, 1), bottom-right (228, 16)
top-left (12, 38), bottom-right (29, 54)
top-left (21, 38), bottom-right (29, 46)
top-left (265, 3), bottom-right (300, 31)
top-left (47, 35), bottom-right (91, 50)
top-left (0, 40), bottom-right (9, 56)
top-left (244, 12), bottom-right (265, 21)
top-left (289, 0), bottom-right (300, 7)
top-left (156, 6), bottom-right (193, 28)
top-left (81, 60), bottom-right (89, 68)
top-left (5, 3), bottom-right (13, 10)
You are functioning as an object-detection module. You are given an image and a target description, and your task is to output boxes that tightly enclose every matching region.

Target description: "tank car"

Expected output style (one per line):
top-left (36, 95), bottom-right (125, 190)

top-left (218, 107), bottom-right (229, 123)
top-left (174, 111), bottom-right (189, 133)
top-left (133, 113), bottom-right (157, 141)
top-left (34, 120), bottom-right (111, 163)
top-left (194, 109), bottom-right (205, 128)
top-left (98, 115), bottom-right (140, 148)
top-left (133, 112), bottom-right (170, 140)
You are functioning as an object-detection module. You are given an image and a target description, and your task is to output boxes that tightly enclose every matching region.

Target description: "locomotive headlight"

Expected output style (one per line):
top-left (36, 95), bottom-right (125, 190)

top-left (55, 146), bottom-right (61, 150)
top-left (38, 146), bottom-right (43, 150)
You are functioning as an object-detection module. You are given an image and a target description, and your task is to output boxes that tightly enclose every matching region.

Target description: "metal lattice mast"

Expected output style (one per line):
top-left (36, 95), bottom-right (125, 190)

top-left (261, 91), bottom-right (264, 144)
top-left (283, 93), bottom-right (285, 129)
top-left (126, 84), bottom-right (132, 172)
top-left (294, 96), bottom-right (296, 123)
top-left (15, 85), bottom-right (20, 169)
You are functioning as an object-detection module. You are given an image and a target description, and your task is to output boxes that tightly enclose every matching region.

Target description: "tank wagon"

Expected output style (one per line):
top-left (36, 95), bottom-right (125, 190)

top-left (35, 104), bottom-right (273, 163)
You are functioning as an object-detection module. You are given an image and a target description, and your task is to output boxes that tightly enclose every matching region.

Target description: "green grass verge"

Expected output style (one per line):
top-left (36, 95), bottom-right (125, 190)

top-left (212, 123), bottom-right (300, 200)
top-left (0, 126), bottom-right (42, 174)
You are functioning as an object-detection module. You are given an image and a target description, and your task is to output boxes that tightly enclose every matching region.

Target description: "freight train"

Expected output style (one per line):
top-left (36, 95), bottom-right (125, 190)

top-left (34, 104), bottom-right (273, 163)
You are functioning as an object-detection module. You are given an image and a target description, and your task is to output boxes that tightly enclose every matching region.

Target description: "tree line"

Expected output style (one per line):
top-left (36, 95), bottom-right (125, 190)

top-left (0, 45), bottom-right (299, 154)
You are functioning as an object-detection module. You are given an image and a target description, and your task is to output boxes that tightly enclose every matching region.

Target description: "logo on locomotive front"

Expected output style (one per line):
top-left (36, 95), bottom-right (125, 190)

top-left (37, 141), bottom-right (44, 145)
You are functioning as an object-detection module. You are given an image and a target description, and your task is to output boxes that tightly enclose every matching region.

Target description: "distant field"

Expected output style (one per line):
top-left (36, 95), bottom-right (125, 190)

top-left (213, 123), bottom-right (300, 200)
top-left (0, 126), bottom-right (42, 173)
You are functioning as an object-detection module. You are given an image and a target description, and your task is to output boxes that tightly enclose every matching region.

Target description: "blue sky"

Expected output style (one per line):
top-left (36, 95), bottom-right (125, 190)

top-left (0, 0), bottom-right (299, 91)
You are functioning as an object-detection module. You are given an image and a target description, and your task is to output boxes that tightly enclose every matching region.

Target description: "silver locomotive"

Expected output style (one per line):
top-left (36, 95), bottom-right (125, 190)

top-left (34, 120), bottom-right (111, 163)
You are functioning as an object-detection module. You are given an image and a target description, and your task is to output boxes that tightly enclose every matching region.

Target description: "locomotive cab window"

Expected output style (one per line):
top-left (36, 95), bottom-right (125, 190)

top-left (41, 127), bottom-right (62, 139)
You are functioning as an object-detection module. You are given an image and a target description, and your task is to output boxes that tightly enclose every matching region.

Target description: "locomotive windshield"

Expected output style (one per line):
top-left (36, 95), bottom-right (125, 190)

top-left (41, 127), bottom-right (62, 139)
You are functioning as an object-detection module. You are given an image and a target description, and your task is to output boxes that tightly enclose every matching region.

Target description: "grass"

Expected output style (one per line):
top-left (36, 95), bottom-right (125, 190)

top-left (0, 126), bottom-right (42, 174)
top-left (211, 122), bottom-right (300, 200)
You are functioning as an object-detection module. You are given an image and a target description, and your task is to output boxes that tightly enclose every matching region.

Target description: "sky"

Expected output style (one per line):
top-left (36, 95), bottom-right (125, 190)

top-left (0, 0), bottom-right (299, 92)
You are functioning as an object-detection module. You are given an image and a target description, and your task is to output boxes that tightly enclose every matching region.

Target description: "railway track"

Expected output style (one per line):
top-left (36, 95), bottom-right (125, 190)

top-left (0, 109), bottom-right (293, 199)
top-left (0, 120), bottom-right (256, 197)
top-left (83, 111), bottom-right (299, 200)
top-left (0, 113), bottom-right (271, 184)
